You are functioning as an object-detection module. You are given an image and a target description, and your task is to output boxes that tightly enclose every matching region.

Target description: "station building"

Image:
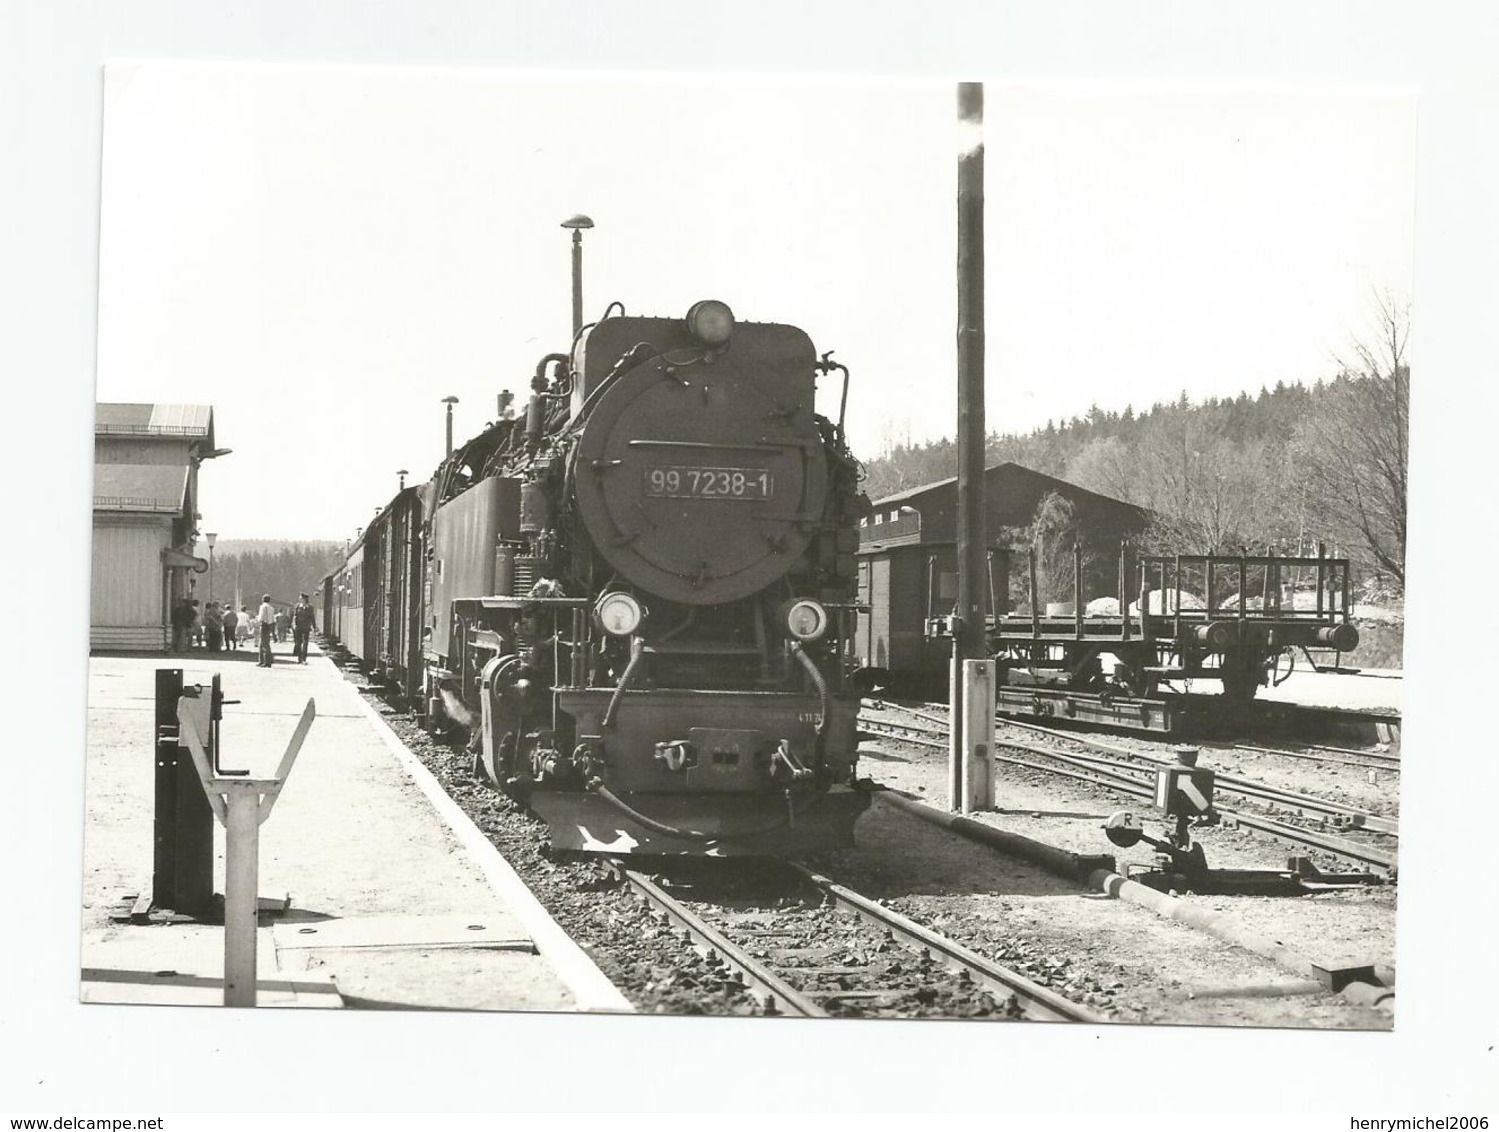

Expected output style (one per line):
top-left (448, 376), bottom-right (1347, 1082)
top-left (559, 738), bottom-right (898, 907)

top-left (855, 461), bottom-right (1152, 672)
top-left (91, 404), bottom-right (225, 651)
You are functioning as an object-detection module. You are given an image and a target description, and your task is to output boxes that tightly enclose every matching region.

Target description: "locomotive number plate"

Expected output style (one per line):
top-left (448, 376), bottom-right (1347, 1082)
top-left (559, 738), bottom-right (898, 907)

top-left (645, 466), bottom-right (774, 501)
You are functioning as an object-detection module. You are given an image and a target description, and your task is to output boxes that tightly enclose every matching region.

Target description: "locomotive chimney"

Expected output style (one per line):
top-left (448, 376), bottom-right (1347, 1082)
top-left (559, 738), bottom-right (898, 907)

top-left (561, 214), bottom-right (594, 336)
top-left (398, 468), bottom-right (408, 491)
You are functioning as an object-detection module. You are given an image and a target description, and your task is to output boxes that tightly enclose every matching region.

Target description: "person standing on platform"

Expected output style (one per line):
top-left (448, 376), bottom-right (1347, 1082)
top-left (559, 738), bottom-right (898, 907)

top-left (204, 601), bottom-right (224, 652)
top-left (292, 593), bottom-right (316, 664)
top-left (276, 607), bottom-right (290, 643)
top-left (171, 596), bottom-right (192, 652)
top-left (221, 603), bottom-right (239, 651)
top-left (256, 594), bottom-right (277, 667)
top-left (188, 598), bottom-right (203, 649)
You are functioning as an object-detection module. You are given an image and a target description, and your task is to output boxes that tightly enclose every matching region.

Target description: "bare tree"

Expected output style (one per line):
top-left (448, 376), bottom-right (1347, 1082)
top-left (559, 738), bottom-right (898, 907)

top-left (1112, 410), bottom-right (1291, 555)
top-left (1291, 292), bottom-right (1410, 590)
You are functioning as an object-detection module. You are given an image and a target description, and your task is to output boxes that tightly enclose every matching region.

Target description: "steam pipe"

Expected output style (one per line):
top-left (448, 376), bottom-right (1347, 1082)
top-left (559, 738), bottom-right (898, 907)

top-left (533, 353), bottom-right (569, 391)
top-left (601, 637), bottom-right (645, 729)
top-left (816, 353), bottom-right (852, 446)
top-left (788, 641), bottom-right (831, 755)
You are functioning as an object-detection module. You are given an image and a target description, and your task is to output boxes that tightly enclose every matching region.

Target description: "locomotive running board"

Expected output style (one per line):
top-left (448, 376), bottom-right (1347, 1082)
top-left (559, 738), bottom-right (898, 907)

top-left (531, 787), bottom-right (871, 857)
top-left (996, 686), bottom-right (1178, 733)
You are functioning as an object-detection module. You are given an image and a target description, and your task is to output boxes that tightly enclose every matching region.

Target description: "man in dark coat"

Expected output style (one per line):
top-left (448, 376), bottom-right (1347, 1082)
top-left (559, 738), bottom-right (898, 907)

top-left (171, 596), bottom-right (193, 651)
top-left (291, 593), bottom-right (317, 664)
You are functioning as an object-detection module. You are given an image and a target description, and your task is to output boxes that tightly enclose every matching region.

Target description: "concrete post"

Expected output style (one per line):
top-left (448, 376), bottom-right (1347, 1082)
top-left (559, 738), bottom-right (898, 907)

top-left (959, 659), bottom-right (996, 812)
top-left (222, 786), bottom-right (261, 1007)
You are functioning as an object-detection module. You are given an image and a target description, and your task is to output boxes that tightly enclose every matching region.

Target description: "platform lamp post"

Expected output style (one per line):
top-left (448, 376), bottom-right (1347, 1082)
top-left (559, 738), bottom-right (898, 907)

top-left (205, 533), bottom-right (217, 602)
top-left (561, 214), bottom-right (594, 336)
top-left (442, 396), bottom-right (459, 457)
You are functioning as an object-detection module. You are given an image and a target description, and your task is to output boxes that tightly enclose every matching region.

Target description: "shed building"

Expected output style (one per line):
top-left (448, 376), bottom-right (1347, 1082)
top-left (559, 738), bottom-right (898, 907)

top-left (91, 404), bottom-right (222, 651)
top-left (855, 462), bottom-right (1151, 674)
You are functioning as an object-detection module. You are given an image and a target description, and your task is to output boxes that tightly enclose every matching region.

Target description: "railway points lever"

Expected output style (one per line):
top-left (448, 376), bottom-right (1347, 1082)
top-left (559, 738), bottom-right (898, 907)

top-left (177, 675), bottom-right (315, 1006)
top-left (1103, 746), bottom-right (1384, 897)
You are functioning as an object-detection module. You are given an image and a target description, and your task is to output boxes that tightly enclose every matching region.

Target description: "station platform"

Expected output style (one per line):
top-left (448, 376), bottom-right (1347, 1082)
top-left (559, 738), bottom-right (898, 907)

top-left (80, 640), bottom-right (632, 1012)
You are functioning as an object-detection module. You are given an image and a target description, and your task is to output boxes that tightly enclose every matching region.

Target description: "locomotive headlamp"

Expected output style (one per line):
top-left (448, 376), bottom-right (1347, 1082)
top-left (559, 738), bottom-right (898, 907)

top-left (685, 300), bottom-right (735, 347)
top-left (782, 599), bottom-right (828, 643)
top-left (596, 591), bottom-right (644, 636)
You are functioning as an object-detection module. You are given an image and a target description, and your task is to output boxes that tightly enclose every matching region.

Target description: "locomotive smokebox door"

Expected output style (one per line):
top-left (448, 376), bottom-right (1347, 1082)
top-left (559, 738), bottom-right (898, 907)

top-left (1154, 746), bottom-right (1214, 816)
top-left (571, 317), bottom-right (829, 606)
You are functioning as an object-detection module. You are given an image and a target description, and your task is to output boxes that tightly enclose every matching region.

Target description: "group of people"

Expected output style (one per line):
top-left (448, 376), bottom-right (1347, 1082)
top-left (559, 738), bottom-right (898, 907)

top-left (172, 593), bottom-right (318, 666)
top-left (171, 597), bottom-right (246, 652)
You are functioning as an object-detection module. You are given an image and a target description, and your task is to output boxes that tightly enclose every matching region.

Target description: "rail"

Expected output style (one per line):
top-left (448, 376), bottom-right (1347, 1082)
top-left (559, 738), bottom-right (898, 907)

top-left (786, 863), bottom-right (1106, 1024)
top-left (609, 861), bottom-right (826, 1017)
top-left (611, 857), bottom-right (1104, 1023)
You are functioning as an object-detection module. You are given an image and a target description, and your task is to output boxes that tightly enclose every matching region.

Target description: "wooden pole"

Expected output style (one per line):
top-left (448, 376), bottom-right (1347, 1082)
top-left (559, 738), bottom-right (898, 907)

top-left (951, 81), bottom-right (994, 813)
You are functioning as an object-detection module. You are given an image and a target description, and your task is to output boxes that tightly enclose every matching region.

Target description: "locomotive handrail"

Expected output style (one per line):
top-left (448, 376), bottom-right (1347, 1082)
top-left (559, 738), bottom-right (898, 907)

top-left (994, 608), bottom-right (1345, 622)
top-left (626, 439), bottom-right (792, 452)
top-left (473, 595), bottom-right (593, 609)
top-left (1137, 553), bottom-right (1353, 568)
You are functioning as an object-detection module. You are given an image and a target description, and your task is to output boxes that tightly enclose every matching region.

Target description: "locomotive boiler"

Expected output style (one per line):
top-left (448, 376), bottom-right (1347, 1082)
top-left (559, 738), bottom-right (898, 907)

top-left (423, 300), bottom-right (870, 854)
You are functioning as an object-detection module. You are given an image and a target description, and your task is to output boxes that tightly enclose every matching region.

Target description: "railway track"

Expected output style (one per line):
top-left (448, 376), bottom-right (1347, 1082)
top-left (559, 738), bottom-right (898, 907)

top-left (607, 858), bottom-right (1106, 1023)
top-left (1233, 740), bottom-right (1400, 772)
top-left (858, 705), bottom-right (1398, 876)
top-left (989, 717), bottom-right (1399, 835)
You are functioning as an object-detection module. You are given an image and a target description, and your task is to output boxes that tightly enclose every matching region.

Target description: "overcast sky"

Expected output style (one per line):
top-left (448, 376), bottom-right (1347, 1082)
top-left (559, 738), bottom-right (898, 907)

top-left (96, 65), bottom-right (1416, 540)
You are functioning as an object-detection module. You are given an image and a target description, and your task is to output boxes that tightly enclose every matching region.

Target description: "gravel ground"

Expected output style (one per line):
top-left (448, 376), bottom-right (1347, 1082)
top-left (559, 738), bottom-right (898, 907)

top-left (810, 799), bottom-right (1392, 1029)
top-left (858, 702), bottom-right (1398, 977)
top-left (329, 647), bottom-right (1391, 1027)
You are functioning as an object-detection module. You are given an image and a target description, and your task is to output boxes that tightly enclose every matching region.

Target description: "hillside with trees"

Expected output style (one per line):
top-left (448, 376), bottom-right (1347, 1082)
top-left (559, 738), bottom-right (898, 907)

top-left (861, 297), bottom-right (1410, 601)
top-left (203, 540), bottom-right (345, 609)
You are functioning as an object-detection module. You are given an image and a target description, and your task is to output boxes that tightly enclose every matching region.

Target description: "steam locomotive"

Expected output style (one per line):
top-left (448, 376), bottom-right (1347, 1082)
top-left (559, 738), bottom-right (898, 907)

top-left (324, 300), bottom-right (871, 855)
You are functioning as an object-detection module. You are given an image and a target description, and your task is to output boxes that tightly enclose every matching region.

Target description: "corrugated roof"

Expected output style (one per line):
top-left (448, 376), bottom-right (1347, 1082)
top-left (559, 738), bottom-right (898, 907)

top-left (95, 403), bottom-right (213, 442)
top-left (870, 461), bottom-right (1147, 517)
top-left (872, 473), bottom-right (959, 507)
top-left (93, 464), bottom-right (189, 513)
